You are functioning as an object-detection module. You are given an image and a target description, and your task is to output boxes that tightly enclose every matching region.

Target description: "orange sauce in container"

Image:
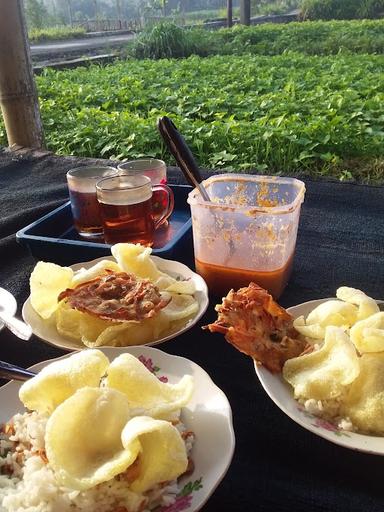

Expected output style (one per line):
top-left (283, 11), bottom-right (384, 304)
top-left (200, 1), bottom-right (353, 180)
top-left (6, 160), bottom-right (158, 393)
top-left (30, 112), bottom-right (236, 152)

top-left (195, 253), bottom-right (294, 299)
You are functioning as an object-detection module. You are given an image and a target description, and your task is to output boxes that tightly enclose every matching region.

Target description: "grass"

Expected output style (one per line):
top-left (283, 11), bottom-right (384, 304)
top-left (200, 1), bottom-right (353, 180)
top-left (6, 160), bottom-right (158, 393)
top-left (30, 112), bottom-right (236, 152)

top-left (28, 26), bottom-right (87, 43)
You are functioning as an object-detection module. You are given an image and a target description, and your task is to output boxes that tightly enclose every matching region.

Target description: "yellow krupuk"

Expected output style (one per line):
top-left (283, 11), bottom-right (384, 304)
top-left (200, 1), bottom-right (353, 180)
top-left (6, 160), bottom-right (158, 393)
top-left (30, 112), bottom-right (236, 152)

top-left (29, 243), bottom-right (198, 347)
top-left (19, 349), bottom-right (194, 491)
top-left (283, 286), bottom-right (384, 435)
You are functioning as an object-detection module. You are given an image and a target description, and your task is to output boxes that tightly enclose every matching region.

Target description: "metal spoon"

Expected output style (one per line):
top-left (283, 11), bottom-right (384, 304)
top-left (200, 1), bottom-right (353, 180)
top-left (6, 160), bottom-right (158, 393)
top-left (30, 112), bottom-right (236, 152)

top-left (0, 360), bottom-right (36, 381)
top-left (0, 287), bottom-right (32, 341)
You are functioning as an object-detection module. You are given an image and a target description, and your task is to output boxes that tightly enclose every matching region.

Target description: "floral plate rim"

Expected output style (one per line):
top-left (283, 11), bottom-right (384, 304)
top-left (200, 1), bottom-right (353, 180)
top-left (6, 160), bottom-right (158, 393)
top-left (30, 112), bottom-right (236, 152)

top-left (0, 345), bottom-right (235, 512)
top-left (21, 255), bottom-right (209, 352)
top-left (255, 298), bottom-right (384, 455)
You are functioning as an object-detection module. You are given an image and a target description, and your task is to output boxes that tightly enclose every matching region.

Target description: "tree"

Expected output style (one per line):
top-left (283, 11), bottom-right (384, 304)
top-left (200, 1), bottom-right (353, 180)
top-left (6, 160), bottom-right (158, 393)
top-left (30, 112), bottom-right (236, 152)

top-left (116, 0), bottom-right (122, 19)
top-left (65, 0), bottom-right (74, 24)
top-left (24, 0), bottom-right (48, 29)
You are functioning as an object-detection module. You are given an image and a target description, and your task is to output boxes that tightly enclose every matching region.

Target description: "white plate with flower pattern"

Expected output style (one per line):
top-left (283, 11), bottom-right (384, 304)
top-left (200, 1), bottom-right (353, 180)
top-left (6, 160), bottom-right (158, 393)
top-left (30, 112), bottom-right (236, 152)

top-left (22, 255), bottom-right (209, 351)
top-left (0, 345), bottom-right (235, 511)
top-left (255, 298), bottom-right (384, 455)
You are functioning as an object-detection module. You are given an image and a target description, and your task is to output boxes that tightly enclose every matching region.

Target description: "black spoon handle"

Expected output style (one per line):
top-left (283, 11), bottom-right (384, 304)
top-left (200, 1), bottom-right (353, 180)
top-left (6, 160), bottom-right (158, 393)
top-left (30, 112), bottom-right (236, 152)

top-left (0, 360), bottom-right (36, 382)
top-left (157, 116), bottom-right (210, 201)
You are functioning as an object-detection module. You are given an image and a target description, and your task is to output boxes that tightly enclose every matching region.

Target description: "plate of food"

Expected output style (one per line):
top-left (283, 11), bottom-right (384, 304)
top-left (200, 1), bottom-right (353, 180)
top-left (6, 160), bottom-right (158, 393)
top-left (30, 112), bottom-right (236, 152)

top-left (206, 283), bottom-right (384, 454)
top-left (0, 345), bottom-right (235, 512)
top-left (22, 243), bottom-right (209, 351)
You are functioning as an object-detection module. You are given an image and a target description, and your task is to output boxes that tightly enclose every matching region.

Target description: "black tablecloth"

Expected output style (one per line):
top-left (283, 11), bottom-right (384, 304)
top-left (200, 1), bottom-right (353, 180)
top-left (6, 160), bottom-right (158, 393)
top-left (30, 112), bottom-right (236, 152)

top-left (1, 147), bottom-right (384, 512)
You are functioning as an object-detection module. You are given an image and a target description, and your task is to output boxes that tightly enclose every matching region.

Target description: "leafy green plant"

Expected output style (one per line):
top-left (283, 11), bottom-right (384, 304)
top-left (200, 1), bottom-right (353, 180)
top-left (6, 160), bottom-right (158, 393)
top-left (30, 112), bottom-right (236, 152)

top-left (3, 50), bottom-right (380, 183)
top-left (129, 19), bottom-right (384, 58)
top-left (358, 0), bottom-right (384, 18)
top-left (129, 22), bottom-right (206, 59)
top-left (1, 19), bottom-right (384, 183)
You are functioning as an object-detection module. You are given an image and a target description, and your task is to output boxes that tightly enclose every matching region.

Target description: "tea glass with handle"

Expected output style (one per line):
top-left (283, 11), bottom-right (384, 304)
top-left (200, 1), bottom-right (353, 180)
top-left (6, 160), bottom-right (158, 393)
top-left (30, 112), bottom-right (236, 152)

top-left (117, 159), bottom-right (174, 227)
top-left (96, 175), bottom-right (174, 246)
top-left (66, 166), bottom-right (118, 238)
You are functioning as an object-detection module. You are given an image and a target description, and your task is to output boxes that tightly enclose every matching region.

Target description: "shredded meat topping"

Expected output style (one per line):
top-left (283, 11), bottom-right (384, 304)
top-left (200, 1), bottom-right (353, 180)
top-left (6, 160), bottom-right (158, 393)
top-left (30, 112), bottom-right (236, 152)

top-left (58, 270), bottom-right (170, 322)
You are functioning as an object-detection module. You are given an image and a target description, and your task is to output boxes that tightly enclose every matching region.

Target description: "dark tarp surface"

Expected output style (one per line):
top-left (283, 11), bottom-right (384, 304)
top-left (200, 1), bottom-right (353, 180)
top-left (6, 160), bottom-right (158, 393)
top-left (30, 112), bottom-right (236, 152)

top-left (0, 147), bottom-right (384, 512)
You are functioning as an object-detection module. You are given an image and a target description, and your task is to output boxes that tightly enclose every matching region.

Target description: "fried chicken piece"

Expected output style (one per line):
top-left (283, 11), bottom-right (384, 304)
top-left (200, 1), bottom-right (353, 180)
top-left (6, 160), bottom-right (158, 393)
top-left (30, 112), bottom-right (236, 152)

top-left (205, 282), bottom-right (307, 373)
top-left (58, 270), bottom-right (170, 322)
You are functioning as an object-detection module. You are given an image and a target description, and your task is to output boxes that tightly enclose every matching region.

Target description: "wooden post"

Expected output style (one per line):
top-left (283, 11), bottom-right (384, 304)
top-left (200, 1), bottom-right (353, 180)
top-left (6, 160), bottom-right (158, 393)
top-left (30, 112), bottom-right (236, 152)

top-left (240, 0), bottom-right (251, 25)
top-left (0, 0), bottom-right (44, 149)
top-left (227, 0), bottom-right (233, 28)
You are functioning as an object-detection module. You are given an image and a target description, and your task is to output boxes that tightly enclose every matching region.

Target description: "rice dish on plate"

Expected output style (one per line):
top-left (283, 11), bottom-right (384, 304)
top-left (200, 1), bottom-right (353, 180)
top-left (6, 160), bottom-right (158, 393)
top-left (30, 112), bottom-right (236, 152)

top-left (0, 350), bottom-right (195, 512)
top-left (0, 413), bottom-right (193, 512)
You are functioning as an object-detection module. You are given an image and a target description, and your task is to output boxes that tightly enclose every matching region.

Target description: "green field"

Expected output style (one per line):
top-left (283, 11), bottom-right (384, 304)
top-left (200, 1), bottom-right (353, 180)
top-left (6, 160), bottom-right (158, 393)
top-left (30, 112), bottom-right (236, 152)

top-left (2, 20), bottom-right (384, 183)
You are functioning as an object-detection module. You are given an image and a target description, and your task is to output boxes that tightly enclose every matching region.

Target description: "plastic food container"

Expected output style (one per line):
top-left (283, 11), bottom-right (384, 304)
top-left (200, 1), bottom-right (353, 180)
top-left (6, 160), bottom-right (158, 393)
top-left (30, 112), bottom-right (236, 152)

top-left (187, 174), bottom-right (305, 298)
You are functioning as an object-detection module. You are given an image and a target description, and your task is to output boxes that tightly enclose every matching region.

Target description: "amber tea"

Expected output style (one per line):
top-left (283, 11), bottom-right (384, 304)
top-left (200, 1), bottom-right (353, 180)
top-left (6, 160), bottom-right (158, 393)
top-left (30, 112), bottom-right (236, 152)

top-left (68, 190), bottom-right (103, 236)
top-left (99, 197), bottom-right (155, 246)
top-left (117, 159), bottom-right (174, 226)
top-left (67, 166), bottom-right (118, 237)
top-left (96, 175), bottom-right (174, 246)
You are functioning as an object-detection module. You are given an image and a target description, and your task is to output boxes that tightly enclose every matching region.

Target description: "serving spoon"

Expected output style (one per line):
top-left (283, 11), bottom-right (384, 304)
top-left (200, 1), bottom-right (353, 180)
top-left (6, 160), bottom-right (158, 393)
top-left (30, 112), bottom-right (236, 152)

top-left (0, 287), bottom-right (32, 341)
top-left (157, 116), bottom-right (239, 262)
top-left (0, 360), bottom-right (36, 382)
top-left (157, 116), bottom-right (211, 201)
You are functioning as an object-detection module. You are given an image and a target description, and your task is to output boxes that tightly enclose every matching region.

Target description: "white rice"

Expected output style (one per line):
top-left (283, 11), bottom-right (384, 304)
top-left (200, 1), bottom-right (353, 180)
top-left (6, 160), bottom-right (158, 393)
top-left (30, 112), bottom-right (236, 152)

top-left (301, 398), bottom-right (354, 432)
top-left (0, 412), bottom-right (194, 512)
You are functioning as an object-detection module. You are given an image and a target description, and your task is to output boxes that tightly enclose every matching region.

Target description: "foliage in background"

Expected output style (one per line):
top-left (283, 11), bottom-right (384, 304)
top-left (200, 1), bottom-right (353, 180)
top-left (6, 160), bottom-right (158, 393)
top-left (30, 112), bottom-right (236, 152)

top-left (127, 23), bottom-right (199, 59)
top-left (25, 0), bottom-right (384, 31)
top-left (128, 19), bottom-right (384, 59)
top-left (182, 8), bottom-right (241, 23)
top-left (2, 17), bottom-right (383, 183)
top-left (129, 22), bottom-right (207, 59)
top-left (252, 0), bottom-right (299, 15)
top-left (1, 52), bottom-right (381, 182)
top-left (24, 0), bottom-right (51, 29)
top-left (148, 0), bottom-right (298, 25)
top-left (28, 0), bottom-right (145, 26)
top-left (358, 0), bottom-right (384, 18)
top-left (28, 26), bottom-right (87, 43)
top-left (300, 0), bottom-right (384, 20)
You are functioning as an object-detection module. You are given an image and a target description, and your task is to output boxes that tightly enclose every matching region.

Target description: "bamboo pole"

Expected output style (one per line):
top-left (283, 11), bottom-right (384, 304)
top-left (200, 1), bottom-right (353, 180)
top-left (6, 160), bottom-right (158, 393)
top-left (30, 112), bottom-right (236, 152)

top-left (0, 0), bottom-right (44, 149)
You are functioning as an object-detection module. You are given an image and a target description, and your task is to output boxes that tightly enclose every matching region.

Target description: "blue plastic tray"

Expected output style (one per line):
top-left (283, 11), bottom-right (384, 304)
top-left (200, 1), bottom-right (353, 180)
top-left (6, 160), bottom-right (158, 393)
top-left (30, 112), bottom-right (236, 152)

top-left (16, 184), bottom-right (193, 266)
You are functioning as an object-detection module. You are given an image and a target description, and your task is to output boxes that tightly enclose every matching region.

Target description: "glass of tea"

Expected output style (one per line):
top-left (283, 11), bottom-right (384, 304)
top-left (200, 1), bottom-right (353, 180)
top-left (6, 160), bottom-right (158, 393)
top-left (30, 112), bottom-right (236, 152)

top-left (187, 175), bottom-right (306, 299)
top-left (117, 159), bottom-right (174, 227)
top-left (67, 166), bottom-right (118, 238)
top-left (96, 175), bottom-right (174, 246)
